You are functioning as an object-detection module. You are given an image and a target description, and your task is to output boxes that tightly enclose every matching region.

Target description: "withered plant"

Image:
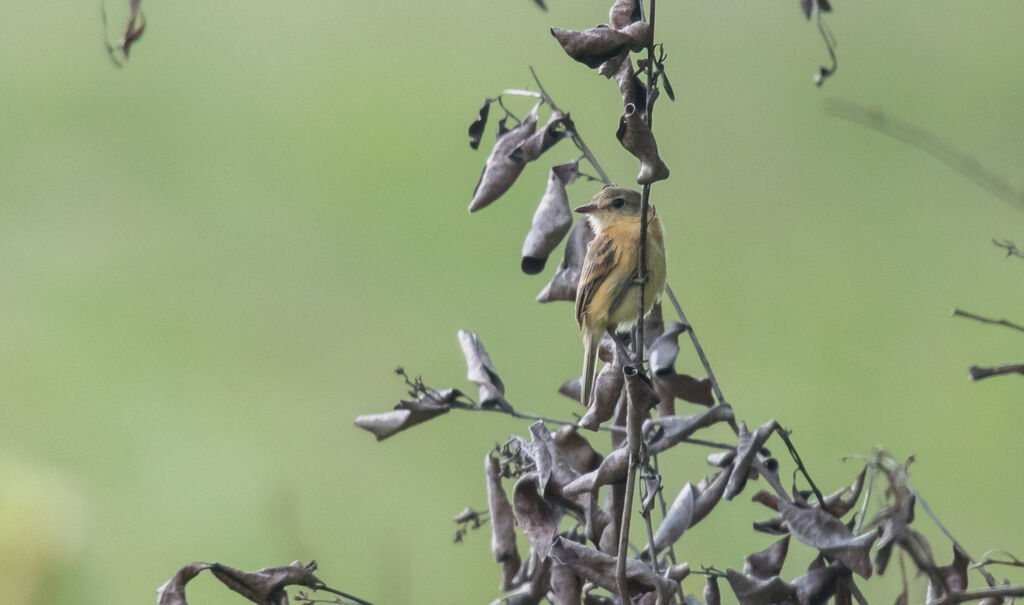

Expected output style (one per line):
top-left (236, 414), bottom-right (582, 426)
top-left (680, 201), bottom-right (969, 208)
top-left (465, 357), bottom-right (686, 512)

top-left (350, 1), bottom-right (1024, 604)
top-left (145, 1), bottom-right (1023, 604)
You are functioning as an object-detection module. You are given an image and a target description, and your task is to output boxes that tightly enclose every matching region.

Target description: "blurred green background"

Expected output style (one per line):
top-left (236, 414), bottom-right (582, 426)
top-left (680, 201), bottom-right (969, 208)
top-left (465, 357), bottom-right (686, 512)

top-left (2, 0), bottom-right (1022, 603)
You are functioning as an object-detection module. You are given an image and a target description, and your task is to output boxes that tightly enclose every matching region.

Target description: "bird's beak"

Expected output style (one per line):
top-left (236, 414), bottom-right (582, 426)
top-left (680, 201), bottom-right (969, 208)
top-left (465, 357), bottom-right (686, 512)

top-left (574, 203), bottom-right (598, 214)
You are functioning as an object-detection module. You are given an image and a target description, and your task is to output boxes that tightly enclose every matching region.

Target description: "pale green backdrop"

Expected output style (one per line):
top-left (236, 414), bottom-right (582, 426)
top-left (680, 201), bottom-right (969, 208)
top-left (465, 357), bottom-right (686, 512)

top-left (1, 0), bottom-right (1022, 603)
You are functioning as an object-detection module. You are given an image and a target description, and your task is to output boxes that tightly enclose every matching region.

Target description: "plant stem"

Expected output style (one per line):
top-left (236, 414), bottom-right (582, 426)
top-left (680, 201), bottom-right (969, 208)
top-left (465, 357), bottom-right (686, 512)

top-left (617, 3), bottom-right (659, 601)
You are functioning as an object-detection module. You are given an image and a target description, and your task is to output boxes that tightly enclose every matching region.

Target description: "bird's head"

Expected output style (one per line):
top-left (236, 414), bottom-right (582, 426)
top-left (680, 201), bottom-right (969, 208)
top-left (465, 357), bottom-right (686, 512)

top-left (574, 186), bottom-right (648, 231)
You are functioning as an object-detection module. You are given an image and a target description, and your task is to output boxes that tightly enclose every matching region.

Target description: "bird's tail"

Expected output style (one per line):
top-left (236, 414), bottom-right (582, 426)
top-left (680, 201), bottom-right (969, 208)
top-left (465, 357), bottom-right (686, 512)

top-left (581, 328), bottom-right (600, 408)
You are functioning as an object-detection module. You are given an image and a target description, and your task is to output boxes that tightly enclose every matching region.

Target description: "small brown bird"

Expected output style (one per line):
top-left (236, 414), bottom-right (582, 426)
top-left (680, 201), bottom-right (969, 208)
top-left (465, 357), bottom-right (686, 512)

top-left (574, 186), bottom-right (667, 408)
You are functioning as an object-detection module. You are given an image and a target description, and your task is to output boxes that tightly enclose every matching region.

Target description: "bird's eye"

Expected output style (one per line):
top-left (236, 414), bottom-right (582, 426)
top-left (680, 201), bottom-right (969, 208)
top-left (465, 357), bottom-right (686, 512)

top-left (612, 197), bottom-right (626, 208)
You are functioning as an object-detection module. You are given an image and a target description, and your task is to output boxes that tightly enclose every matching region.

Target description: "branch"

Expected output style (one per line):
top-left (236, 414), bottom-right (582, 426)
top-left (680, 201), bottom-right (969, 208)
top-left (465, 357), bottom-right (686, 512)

top-left (825, 99), bottom-right (1024, 212)
top-left (968, 362), bottom-right (1024, 381)
top-left (618, 1), bottom-right (660, 600)
top-left (953, 308), bottom-right (1024, 334)
top-left (928, 584), bottom-right (1024, 605)
top-left (993, 239), bottom-right (1024, 260)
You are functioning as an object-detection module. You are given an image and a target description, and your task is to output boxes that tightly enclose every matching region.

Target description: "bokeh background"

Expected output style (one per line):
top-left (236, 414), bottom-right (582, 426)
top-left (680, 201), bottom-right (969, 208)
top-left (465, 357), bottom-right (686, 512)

top-left (2, 0), bottom-right (1022, 603)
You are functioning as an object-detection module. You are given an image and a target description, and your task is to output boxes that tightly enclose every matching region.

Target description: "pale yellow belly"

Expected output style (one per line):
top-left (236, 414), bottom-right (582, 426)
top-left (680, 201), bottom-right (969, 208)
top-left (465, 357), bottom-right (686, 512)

top-left (604, 239), bottom-right (666, 330)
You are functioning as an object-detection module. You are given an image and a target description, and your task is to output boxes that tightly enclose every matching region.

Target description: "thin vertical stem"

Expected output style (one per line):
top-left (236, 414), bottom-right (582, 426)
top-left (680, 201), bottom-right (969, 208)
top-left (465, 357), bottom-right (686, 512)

top-left (617, 1), bottom-right (659, 602)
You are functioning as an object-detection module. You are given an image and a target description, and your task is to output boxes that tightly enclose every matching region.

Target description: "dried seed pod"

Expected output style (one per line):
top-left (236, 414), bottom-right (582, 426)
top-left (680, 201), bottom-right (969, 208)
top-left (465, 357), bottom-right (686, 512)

top-left (512, 473), bottom-right (560, 558)
top-left (537, 219), bottom-right (595, 303)
top-left (616, 103), bottom-right (669, 185)
top-left (354, 390), bottom-right (454, 441)
top-left (486, 454), bottom-right (521, 590)
top-left (649, 322), bottom-right (685, 376)
top-left (522, 162), bottom-right (579, 275)
top-left (578, 357), bottom-right (623, 430)
top-left (457, 330), bottom-right (507, 409)
top-left (550, 25), bottom-right (650, 70)
top-left (470, 111), bottom-right (538, 212)
top-left (468, 98), bottom-right (493, 150)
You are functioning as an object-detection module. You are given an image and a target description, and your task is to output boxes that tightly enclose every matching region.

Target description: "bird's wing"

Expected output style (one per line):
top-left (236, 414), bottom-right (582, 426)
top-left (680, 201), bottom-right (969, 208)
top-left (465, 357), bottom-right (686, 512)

top-left (575, 233), bottom-right (618, 326)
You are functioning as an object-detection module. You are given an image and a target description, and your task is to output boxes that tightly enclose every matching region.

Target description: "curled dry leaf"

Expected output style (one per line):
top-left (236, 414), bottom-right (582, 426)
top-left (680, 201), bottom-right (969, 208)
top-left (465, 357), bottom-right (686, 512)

top-left (824, 466), bottom-right (867, 518)
top-left (725, 568), bottom-right (797, 605)
top-left (708, 450), bottom-right (735, 468)
top-left (549, 536), bottom-right (675, 601)
top-left (649, 482), bottom-right (695, 553)
top-left (756, 466), bottom-right (868, 532)
top-left (649, 322), bottom-right (685, 376)
top-left (529, 422), bottom-right (581, 499)
top-left (470, 111), bottom-right (539, 213)
top-left (611, 58), bottom-right (648, 117)
top-left (558, 378), bottom-right (582, 402)
top-left (792, 562), bottom-right (850, 605)
top-left (458, 330), bottom-right (508, 409)
top-left (563, 447), bottom-right (629, 497)
top-left (209, 560), bottom-right (325, 605)
top-left (512, 473), bottom-right (561, 557)
top-left (646, 405), bottom-right (735, 454)
top-left (643, 302), bottom-right (665, 351)
top-left (778, 498), bottom-right (877, 579)
top-left (157, 562), bottom-right (211, 605)
top-left (616, 103), bottom-right (669, 185)
top-left (609, 0), bottom-right (642, 28)
top-left (926, 546), bottom-right (970, 603)
top-left (487, 454), bottom-right (521, 591)
top-left (537, 219), bottom-right (595, 302)
top-left (649, 469), bottom-right (731, 555)
top-left (353, 390), bottom-right (454, 441)
top-left (744, 536), bottom-right (790, 579)
top-left (691, 468), bottom-right (731, 526)
top-left (725, 420), bottom-right (779, 500)
top-left (553, 425), bottom-right (603, 475)
top-left (511, 112), bottom-right (572, 164)
top-left (550, 24), bottom-right (651, 70)
top-left (624, 366), bottom-right (660, 418)
top-left (578, 355), bottom-right (623, 431)
top-left (550, 554), bottom-right (583, 605)
top-left (121, 0), bottom-right (145, 57)
top-left (654, 373), bottom-right (714, 406)
top-left (469, 98), bottom-right (494, 150)
top-left (522, 161), bottom-right (579, 275)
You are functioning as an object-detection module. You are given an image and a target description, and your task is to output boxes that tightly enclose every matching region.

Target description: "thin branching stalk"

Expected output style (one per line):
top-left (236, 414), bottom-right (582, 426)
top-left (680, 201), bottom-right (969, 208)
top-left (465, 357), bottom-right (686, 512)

top-left (529, 66), bottom-right (613, 186)
top-left (617, 2), bottom-right (661, 600)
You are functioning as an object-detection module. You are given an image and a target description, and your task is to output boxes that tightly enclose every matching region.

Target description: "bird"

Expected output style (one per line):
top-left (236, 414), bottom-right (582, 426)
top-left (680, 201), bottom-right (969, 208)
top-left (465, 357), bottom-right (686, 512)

top-left (574, 186), bottom-right (667, 409)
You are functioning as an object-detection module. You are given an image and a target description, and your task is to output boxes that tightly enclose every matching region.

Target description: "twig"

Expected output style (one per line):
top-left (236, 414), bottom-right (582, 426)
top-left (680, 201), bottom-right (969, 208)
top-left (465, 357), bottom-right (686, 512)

top-left (853, 461), bottom-right (876, 534)
top-left (969, 363), bottom-right (1024, 381)
top-left (953, 309), bottom-right (1024, 334)
top-left (317, 585), bottom-right (377, 605)
top-left (973, 550), bottom-right (1024, 570)
top-left (447, 399), bottom-right (626, 434)
top-left (824, 98), bottom-right (1024, 212)
top-left (529, 66), bottom-right (612, 186)
top-left (927, 584), bottom-right (1024, 605)
top-left (993, 239), bottom-right (1024, 260)
top-left (812, 7), bottom-right (838, 87)
top-left (774, 426), bottom-right (826, 505)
